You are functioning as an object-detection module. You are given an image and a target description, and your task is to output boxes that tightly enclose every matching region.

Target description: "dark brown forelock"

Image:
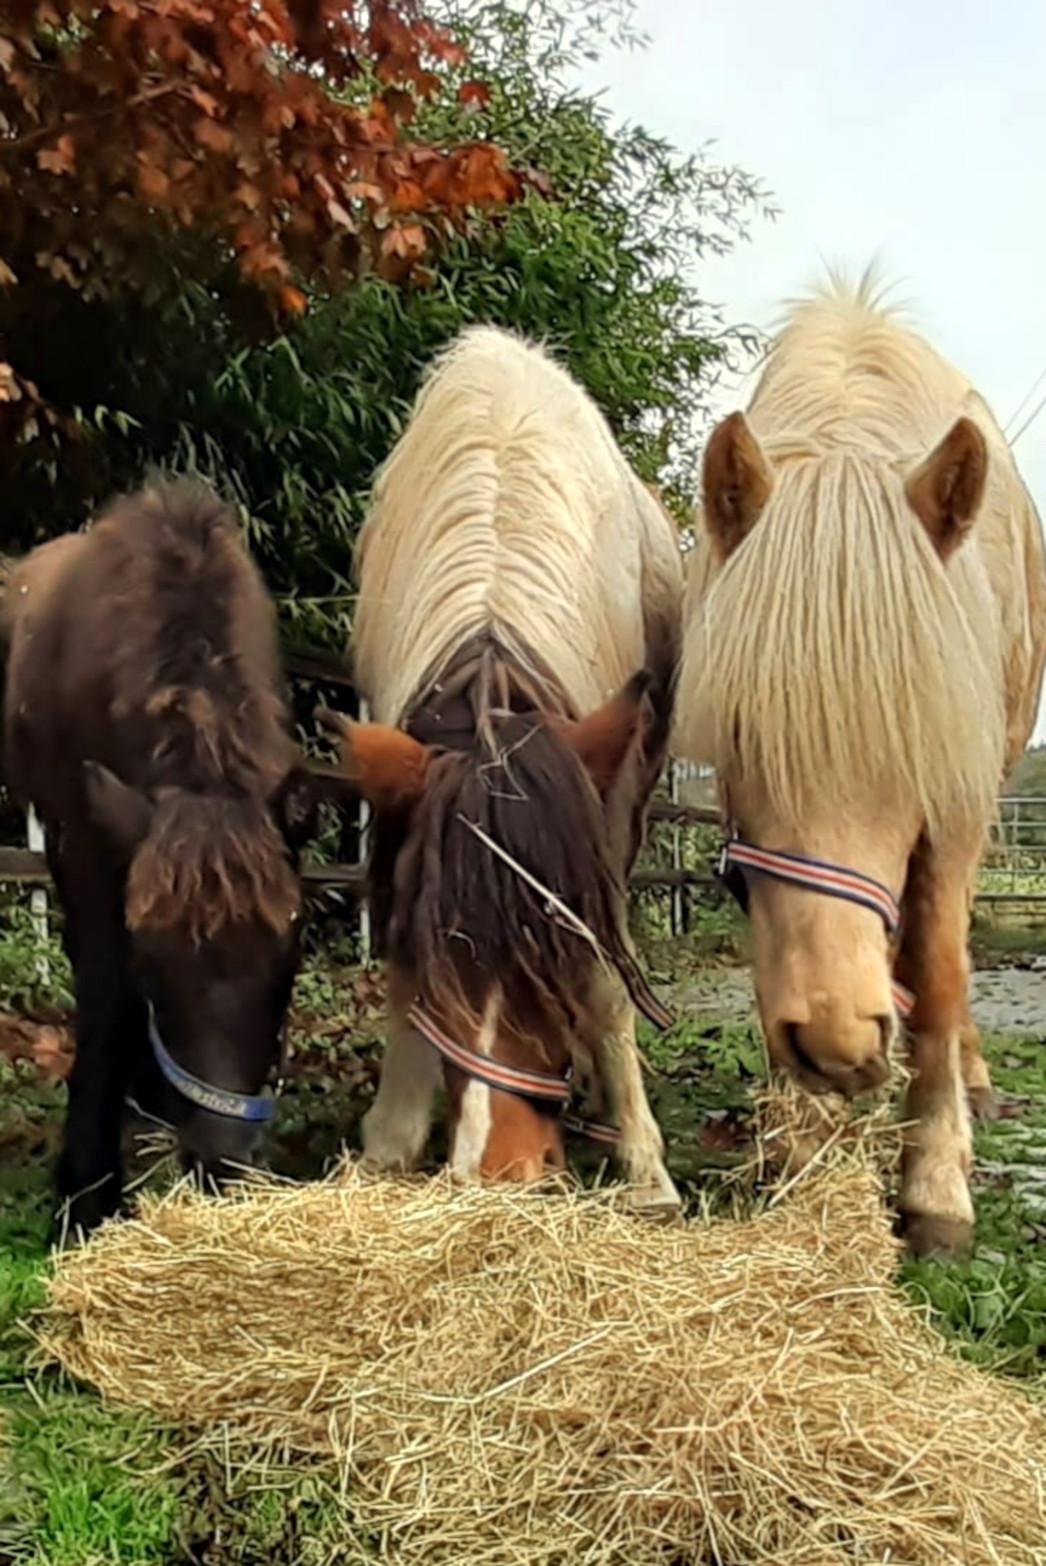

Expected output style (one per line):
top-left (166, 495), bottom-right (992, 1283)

top-left (385, 711), bottom-right (631, 1045)
top-left (90, 480), bottom-right (301, 941)
top-left (99, 478), bottom-right (294, 800)
top-left (125, 792), bottom-right (299, 943)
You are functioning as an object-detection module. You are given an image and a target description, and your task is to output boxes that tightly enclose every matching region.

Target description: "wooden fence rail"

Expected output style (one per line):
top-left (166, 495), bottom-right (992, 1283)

top-left (2, 795), bottom-right (1045, 907)
top-left (4, 641), bottom-right (1043, 910)
top-left (0, 850), bottom-right (725, 896)
top-left (0, 797), bottom-right (721, 896)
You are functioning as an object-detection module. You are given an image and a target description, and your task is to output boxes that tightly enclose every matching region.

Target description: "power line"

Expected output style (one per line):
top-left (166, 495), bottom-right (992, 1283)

top-left (1010, 387), bottom-right (1046, 448)
top-left (1006, 364), bottom-right (1046, 437)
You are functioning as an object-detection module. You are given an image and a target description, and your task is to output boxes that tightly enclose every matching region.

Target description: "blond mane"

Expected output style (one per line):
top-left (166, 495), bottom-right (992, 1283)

top-left (352, 325), bottom-right (675, 724)
top-left (677, 273), bottom-right (1018, 836)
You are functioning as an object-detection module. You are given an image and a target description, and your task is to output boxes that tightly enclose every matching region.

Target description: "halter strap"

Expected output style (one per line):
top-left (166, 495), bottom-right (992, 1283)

top-left (407, 1001), bottom-right (625, 1146)
top-left (407, 1003), bottom-right (572, 1104)
top-left (891, 980), bottom-right (914, 1019)
top-left (626, 967), bottom-right (675, 1033)
top-left (717, 837), bottom-right (914, 1019)
top-left (148, 1009), bottom-right (279, 1123)
top-left (719, 838), bottom-right (901, 931)
top-left (560, 1112), bottom-right (621, 1146)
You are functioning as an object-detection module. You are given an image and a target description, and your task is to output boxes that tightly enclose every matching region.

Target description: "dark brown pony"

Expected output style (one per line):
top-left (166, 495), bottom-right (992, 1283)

top-left (0, 480), bottom-right (318, 1239)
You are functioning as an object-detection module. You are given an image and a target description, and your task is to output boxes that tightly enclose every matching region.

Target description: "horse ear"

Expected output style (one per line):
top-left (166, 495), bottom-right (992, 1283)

top-left (316, 707), bottom-right (431, 812)
top-left (270, 765), bottom-right (319, 849)
top-left (83, 762), bottom-right (152, 860)
top-left (904, 416), bottom-right (988, 562)
top-left (558, 671), bottom-right (651, 794)
top-left (702, 411), bottom-right (773, 560)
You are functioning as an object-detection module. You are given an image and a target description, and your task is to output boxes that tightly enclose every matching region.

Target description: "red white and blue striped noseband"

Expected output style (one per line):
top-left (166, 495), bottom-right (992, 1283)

top-left (407, 997), bottom-right (668, 1149)
top-left (407, 1003), bottom-right (573, 1106)
top-left (404, 946), bottom-right (675, 1144)
top-left (717, 835), bottom-right (914, 1020)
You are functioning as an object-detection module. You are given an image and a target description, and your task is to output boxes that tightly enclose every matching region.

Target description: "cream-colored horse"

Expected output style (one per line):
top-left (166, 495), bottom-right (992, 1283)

top-left (327, 324), bottom-right (683, 1209)
top-left (677, 275), bottom-right (1046, 1256)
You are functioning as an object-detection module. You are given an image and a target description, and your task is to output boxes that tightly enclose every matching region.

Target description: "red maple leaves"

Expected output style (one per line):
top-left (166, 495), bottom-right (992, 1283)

top-left (0, 0), bottom-right (522, 308)
top-left (0, 0), bottom-right (527, 452)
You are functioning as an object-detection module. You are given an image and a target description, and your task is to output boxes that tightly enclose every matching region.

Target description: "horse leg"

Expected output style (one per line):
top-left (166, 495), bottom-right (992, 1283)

top-left (953, 870), bottom-right (996, 1120)
top-left (895, 835), bottom-right (980, 1258)
top-left (47, 829), bottom-right (164, 1128)
top-left (361, 965), bottom-right (441, 1171)
top-left (48, 834), bottom-right (146, 1243)
top-left (56, 932), bottom-right (142, 1243)
top-left (960, 1011), bottom-right (997, 1120)
top-left (592, 972), bottom-right (681, 1217)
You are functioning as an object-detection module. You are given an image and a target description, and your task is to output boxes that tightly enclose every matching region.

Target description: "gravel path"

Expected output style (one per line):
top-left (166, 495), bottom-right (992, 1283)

top-left (669, 961), bottom-right (1046, 1037)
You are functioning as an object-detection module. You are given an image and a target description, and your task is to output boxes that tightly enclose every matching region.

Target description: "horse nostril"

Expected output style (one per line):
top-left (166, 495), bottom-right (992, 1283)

top-left (782, 1022), bottom-right (819, 1080)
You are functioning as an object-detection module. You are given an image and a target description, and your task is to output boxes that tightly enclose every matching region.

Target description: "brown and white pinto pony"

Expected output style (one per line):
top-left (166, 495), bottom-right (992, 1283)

top-left (323, 324), bottom-right (683, 1211)
top-left (677, 274), bottom-right (1046, 1256)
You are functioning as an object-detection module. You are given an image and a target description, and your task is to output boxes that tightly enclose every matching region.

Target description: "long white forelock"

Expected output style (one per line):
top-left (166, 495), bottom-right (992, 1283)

top-left (351, 325), bottom-right (664, 725)
top-left (676, 276), bottom-right (1014, 836)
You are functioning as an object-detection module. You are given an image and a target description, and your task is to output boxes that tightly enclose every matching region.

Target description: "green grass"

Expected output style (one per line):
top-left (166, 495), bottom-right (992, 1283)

top-left (0, 1095), bottom-right (183, 1565)
top-left (901, 1032), bottom-right (1046, 1382)
top-left (2, 952), bottom-right (1046, 1560)
top-left (3, 1397), bottom-right (180, 1566)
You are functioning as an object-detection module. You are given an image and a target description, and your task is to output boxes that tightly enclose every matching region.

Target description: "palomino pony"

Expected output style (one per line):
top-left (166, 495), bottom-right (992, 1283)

top-left (321, 324), bottom-right (684, 1211)
top-left (677, 275), bottom-right (1046, 1256)
top-left (0, 480), bottom-right (318, 1238)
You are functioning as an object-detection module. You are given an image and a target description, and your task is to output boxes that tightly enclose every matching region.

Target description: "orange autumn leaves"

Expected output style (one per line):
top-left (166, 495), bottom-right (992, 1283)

top-left (0, 0), bottom-right (524, 441)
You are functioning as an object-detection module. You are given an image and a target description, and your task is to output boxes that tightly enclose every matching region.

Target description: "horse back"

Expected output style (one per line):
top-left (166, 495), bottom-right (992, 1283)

top-left (967, 395), bottom-right (1046, 769)
top-left (1, 532), bottom-right (92, 816)
top-left (2, 484), bottom-right (291, 823)
top-left (354, 325), bottom-right (684, 729)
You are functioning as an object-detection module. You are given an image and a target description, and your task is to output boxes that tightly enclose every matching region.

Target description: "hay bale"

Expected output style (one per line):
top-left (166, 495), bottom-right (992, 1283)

top-left (36, 1158), bottom-right (1046, 1565)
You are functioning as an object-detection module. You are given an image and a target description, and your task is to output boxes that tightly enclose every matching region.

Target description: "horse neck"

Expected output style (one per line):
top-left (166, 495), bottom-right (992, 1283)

top-left (406, 637), bottom-right (573, 753)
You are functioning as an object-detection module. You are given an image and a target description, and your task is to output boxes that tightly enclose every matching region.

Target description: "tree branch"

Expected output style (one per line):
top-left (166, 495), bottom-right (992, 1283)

top-left (0, 80), bottom-right (184, 157)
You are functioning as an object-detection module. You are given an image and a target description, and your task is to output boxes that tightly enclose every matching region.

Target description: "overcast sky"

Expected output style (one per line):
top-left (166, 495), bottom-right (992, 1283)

top-left (578, 0), bottom-right (1046, 740)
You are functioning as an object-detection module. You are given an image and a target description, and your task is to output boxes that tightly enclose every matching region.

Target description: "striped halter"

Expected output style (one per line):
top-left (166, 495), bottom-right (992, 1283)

top-left (717, 834), bottom-right (914, 1019)
top-left (406, 969), bottom-right (673, 1147)
top-left (148, 1007), bottom-right (282, 1122)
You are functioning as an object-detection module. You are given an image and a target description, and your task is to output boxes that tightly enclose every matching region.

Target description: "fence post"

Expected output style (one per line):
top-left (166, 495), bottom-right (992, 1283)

top-left (26, 805), bottom-right (50, 986)
top-left (669, 761), bottom-right (684, 938)
top-left (357, 697), bottom-right (372, 963)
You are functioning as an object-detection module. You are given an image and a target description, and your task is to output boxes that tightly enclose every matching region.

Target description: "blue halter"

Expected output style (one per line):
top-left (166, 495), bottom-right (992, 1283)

top-left (148, 1008), bottom-right (279, 1124)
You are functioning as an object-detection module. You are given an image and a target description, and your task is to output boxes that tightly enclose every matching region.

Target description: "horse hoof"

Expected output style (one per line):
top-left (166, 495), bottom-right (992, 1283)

top-left (624, 1182), bottom-right (684, 1224)
top-left (967, 1085), bottom-right (999, 1122)
top-left (902, 1211), bottom-right (973, 1260)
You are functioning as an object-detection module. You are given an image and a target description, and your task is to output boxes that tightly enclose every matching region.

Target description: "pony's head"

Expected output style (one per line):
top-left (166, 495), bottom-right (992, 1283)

top-left (682, 409), bottom-right (1002, 1095)
top-left (83, 761), bottom-right (318, 1179)
top-left (322, 674), bottom-right (653, 1180)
